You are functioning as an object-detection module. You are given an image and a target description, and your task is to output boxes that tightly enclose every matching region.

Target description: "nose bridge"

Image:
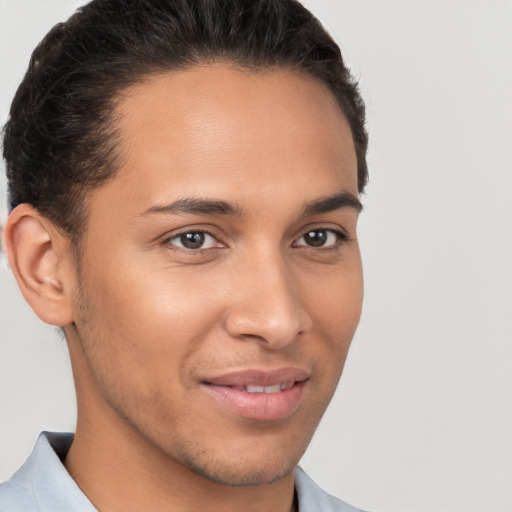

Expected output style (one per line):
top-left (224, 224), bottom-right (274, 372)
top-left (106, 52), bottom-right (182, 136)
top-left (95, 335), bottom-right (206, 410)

top-left (224, 246), bottom-right (309, 348)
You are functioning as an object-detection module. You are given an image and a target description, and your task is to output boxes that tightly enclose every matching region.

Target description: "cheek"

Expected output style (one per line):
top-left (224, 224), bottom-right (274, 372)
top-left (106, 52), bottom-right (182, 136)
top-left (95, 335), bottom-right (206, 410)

top-left (302, 260), bottom-right (363, 379)
top-left (76, 259), bottom-right (224, 393)
top-left (87, 257), bottom-right (221, 335)
top-left (306, 260), bottom-right (363, 333)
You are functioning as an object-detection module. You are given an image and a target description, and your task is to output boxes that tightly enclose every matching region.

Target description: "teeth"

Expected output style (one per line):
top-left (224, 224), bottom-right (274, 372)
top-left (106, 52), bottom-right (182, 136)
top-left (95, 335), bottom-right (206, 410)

top-left (246, 385), bottom-right (266, 393)
top-left (262, 384), bottom-right (281, 393)
top-left (245, 383), bottom-right (293, 394)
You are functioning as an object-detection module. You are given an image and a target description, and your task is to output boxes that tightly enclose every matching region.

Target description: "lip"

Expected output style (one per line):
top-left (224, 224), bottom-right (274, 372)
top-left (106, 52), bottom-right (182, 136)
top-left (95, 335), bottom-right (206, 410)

top-left (201, 368), bottom-right (309, 421)
top-left (204, 368), bottom-right (310, 387)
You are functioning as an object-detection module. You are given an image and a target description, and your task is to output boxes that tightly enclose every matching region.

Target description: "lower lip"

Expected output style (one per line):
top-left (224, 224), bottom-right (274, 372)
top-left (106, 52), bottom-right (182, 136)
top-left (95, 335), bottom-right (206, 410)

top-left (201, 381), bottom-right (307, 421)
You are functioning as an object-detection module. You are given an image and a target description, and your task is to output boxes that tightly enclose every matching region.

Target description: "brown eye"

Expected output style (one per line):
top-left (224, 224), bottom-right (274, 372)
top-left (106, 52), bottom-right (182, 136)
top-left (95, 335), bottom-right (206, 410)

top-left (294, 229), bottom-right (343, 248)
top-left (304, 230), bottom-right (327, 247)
top-left (180, 232), bottom-right (205, 249)
top-left (167, 231), bottom-right (218, 250)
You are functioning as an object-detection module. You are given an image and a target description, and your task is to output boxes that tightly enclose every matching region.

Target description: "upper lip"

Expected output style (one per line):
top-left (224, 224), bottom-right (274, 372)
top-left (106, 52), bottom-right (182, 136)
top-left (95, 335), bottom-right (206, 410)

top-left (202, 368), bottom-right (310, 387)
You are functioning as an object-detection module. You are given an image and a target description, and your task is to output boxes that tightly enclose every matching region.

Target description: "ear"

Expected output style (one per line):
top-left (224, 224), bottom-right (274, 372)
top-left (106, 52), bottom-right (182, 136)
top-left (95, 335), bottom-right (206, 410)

top-left (2, 204), bottom-right (76, 326)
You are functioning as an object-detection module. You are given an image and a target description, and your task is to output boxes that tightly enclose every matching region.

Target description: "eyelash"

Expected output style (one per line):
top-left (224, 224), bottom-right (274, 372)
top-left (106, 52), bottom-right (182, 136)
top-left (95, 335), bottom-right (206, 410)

top-left (162, 229), bottom-right (222, 253)
top-left (162, 227), bottom-right (348, 254)
top-left (292, 228), bottom-right (348, 249)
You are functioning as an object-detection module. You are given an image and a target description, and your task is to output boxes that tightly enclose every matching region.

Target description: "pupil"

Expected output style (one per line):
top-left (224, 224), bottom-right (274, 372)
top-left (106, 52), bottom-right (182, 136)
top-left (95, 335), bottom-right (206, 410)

top-left (180, 232), bottom-right (205, 249)
top-left (305, 230), bottom-right (327, 247)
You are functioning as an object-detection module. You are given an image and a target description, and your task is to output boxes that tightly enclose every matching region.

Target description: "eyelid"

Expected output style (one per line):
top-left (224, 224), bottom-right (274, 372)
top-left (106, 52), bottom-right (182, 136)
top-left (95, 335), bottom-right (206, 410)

top-left (159, 224), bottom-right (350, 253)
top-left (161, 227), bottom-right (225, 251)
top-left (292, 227), bottom-right (349, 248)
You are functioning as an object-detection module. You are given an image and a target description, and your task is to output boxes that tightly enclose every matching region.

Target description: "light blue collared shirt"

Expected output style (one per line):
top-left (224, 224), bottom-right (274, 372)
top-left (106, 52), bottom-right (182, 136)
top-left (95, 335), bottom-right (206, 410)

top-left (0, 432), bottom-right (366, 512)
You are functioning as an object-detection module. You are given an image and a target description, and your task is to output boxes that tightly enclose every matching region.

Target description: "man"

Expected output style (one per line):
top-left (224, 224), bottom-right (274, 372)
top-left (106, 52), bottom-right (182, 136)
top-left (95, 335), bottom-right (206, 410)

top-left (0, 0), bottom-right (368, 510)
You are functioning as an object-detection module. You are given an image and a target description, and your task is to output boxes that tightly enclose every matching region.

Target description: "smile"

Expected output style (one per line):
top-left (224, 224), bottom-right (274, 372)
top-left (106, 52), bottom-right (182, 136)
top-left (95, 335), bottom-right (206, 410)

top-left (201, 368), bottom-right (309, 421)
top-left (231, 382), bottom-right (295, 393)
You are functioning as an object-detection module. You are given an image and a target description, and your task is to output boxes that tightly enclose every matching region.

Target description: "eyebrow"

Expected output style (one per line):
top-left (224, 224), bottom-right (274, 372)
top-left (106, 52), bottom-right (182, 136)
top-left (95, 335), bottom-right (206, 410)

top-left (301, 191), bottom-right (363, 216)
top-left (142, 190), bottom-right (362, 218)
top-left (143, 197), bottom-right (243, 217)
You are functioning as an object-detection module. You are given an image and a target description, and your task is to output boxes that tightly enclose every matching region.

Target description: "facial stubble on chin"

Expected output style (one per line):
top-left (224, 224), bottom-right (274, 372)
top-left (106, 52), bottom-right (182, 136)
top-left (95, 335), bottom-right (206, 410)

top-left (176, 448), bottom-right (297, 487)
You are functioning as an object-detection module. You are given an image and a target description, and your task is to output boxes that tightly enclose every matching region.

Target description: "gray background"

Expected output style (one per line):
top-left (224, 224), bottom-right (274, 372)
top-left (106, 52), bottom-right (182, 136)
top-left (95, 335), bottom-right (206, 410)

top-left (1, 1), bottom-right (511, 511)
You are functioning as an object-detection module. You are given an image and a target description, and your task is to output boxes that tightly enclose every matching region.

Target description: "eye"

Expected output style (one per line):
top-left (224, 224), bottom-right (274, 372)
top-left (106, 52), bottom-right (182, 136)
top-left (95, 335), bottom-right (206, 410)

top-left (165, 231), bottom-right (219, 250)
top-left (294, 228), bottom-right (344, 248)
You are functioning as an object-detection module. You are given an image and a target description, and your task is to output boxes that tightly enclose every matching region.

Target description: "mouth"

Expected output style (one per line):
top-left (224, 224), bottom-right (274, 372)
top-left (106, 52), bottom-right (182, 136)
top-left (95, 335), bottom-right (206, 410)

top-left (230, 382), bottom-right (295, 393)
top-left (201, 368), bottom-right (309, 421)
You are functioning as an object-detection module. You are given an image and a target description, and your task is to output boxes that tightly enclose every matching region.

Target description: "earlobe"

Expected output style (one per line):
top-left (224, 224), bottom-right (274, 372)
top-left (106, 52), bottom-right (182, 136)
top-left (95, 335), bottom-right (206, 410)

top-left (2, 204), bottom-right (76, 327)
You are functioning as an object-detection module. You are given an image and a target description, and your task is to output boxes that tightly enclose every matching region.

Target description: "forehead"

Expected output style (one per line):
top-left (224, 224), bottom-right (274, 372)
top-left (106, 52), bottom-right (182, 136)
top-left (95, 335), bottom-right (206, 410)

top-left (87, 66), bottom-right (358, 222)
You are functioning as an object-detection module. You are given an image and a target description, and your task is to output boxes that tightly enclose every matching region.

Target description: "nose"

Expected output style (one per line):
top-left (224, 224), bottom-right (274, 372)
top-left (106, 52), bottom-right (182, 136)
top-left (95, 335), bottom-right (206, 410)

top-left (223, 251), bottom-right (312, 349)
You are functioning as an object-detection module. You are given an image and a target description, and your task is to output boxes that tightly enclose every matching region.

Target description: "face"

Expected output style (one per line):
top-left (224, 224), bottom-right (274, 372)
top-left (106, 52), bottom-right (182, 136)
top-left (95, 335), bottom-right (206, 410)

top-left (66, 66), bottom-right (363, 486)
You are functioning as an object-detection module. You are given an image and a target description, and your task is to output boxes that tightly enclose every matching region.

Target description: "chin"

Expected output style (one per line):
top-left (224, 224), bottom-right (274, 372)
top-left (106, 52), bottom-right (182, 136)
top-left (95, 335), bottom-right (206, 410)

top-left (187, 458), bottom-right (297, 487)
top-left (173, 440), bottom-right (301, 487)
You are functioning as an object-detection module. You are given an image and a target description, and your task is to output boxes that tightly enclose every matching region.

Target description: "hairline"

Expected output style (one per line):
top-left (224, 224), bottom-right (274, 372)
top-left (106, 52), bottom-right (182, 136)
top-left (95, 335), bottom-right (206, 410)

top-left (67, 60), bottom-right (361, 252)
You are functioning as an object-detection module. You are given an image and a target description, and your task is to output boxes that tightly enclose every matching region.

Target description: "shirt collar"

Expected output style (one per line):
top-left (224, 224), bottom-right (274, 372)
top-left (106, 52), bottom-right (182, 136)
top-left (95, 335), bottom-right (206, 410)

top-left (11, 432), bottom-right (96, 512)
top-left (10, 432), bottom-right (351, 512)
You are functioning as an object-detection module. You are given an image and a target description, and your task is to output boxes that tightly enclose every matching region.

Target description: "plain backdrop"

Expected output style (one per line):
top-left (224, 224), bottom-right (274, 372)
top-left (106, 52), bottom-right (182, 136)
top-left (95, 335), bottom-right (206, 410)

top-left (1, 1), bottom-right (511, 511)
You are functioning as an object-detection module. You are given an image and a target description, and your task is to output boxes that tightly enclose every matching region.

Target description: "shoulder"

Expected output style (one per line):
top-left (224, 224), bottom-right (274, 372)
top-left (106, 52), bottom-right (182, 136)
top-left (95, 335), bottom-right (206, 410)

top-left (295, 467), bottom-right (369, 512)
top-left (0, 478), bottom-right (37, 512)
top-left (0, 432), bottom-right (95, 512)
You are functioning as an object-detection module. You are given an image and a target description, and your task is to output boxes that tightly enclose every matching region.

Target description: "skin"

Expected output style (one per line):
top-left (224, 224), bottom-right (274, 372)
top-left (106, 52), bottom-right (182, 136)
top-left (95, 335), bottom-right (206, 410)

top-left (4, 66), bottom-right (363, 512)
